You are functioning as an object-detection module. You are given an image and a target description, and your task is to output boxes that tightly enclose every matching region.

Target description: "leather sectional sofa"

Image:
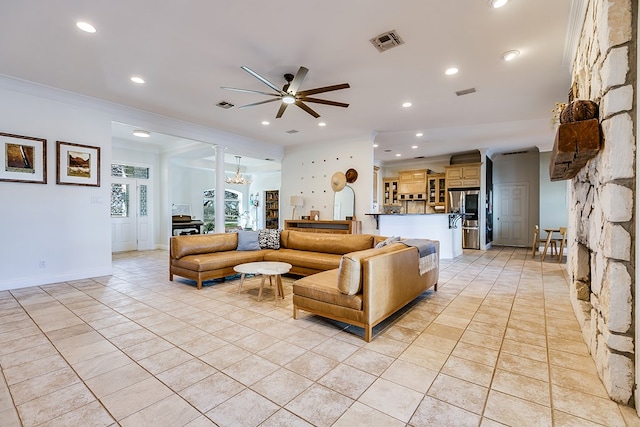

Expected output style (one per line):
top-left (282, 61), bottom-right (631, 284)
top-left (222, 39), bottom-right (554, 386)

top-left (169, 230), bottom-right (439, 341)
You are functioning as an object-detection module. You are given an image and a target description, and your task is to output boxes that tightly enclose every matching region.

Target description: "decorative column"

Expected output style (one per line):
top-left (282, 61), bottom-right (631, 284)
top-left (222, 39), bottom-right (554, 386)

top-left (215, 145), bottom-right (226, 234)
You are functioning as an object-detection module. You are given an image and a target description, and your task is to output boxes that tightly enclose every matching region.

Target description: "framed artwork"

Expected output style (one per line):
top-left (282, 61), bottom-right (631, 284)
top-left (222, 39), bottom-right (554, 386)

top-left (56, 141), bottom-right (100, 187)
top-left (0, 132), bottom-right (47, 184)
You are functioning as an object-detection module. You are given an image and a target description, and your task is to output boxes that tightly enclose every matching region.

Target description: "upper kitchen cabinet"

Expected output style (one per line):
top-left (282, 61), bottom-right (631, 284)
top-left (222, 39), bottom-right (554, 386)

top-left (445, 163), bottom-right (481, 188)
top-left (398, 169), bottom-right (427, 194)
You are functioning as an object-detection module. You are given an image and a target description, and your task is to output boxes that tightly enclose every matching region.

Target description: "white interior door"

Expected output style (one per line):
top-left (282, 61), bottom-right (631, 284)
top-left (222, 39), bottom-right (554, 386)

top-left (111, 178), bottom-right (154, 251)
top-left (111, 178), bottom-right (138, 252)
top-left (494, 183), bottom-right (529, 246)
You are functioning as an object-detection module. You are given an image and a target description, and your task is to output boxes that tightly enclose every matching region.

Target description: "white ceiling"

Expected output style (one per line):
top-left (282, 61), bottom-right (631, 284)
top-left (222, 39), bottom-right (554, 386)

top-left (0, 1), bottom-right (573, 165)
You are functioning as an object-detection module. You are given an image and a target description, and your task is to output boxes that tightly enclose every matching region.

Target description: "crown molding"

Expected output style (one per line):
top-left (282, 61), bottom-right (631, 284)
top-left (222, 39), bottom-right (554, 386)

top-left (0, 73), bottom-right (284, 160)
top-left (563, 0), bottom-right (588, 70)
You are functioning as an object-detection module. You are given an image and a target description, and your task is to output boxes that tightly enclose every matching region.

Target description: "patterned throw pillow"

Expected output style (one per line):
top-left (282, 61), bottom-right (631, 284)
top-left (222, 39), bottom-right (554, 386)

top-left (258, 229), bottom-right (281, 249)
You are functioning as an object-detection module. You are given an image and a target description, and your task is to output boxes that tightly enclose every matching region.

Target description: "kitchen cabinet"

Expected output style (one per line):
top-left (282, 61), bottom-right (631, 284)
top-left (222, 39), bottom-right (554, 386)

top-left (445, 163), bottom-right (481, 188)
top-left (398, 169), bottom-right (427, 194)
top-left (382, 178), bottom-right (400, 205)
top-left (427, 174), bottom-right (446, 206)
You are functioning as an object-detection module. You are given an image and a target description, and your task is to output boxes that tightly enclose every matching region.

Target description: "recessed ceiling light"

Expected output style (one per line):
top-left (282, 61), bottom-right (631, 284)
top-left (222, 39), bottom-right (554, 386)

top-left (76, 22), bottom-right (96, 33)
top-left (412, 145), bottom-right (418, 149)
top-left (130, 76), bottom-right (145, 84)
top-left (502, 50), bottom-right (520, 61)
top-left (489, 0), bottom-right (509, 8)
top-left (261, 121), bottom-right (270, 125)
top-left (132, 130), bottom-right (150, 138)
top-left (416, 133), bottom-right (423, 137)
top-left (318, 122), bottom-right (326, 127)
top-left (402, 102), bottom-right (412, 108)
top-left (373, 144), bottom-right (379, 148)
top-left (445, 67), bottom-right (459, 76)
top-left (395, 153), bottom-right (402, 157)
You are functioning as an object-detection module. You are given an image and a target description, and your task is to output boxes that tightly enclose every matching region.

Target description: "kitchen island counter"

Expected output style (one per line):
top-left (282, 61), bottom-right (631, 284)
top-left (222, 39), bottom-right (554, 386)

top-left (367, 213), bottom-right (462, 259)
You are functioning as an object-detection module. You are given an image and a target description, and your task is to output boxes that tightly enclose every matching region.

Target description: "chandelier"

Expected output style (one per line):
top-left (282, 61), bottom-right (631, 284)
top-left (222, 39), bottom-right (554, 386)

top-left (225, 156), bottom-right (253, 185)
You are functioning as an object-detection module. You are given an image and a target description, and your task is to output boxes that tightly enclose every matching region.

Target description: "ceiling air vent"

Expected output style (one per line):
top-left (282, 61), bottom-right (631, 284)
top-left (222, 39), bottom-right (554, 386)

top-left (216, 101), bottom-right (235, 109)
top-left (286, 129), bottom-right (299, 134)
top-left (455, 88), bottom-right (476, 96)
top-left (370, 30), bottom-right (404, 53)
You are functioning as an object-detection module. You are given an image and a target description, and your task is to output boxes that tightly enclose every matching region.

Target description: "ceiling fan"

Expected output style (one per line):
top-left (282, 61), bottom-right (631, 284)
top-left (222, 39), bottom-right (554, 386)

top-left (221, 66), bottom-right (350, 119)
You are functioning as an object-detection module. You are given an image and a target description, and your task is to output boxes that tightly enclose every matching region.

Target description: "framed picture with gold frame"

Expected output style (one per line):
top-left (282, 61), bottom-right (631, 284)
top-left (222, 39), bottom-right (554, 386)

top-left (56, 140), bottom-right (100, 187)
top-left (0, 132), bottom-right (47, 184)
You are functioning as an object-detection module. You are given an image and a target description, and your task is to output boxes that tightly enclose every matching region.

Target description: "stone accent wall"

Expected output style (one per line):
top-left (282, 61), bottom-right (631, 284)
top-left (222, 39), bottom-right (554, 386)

top-left (567, 0), bottom-right (635, 404)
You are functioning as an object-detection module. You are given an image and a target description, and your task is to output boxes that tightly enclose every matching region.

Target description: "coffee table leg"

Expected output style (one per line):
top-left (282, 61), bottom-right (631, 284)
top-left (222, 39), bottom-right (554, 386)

top-left (258, 275), bottom-right (266, 301)
top-left (237, 273), bottom-right (246, 294)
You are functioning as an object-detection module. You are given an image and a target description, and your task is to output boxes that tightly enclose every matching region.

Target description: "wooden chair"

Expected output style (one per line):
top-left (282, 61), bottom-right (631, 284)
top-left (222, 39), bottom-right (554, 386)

top-left (531, 225), bottom-right (556, 258)
top-left (555, 227), bottom-right (567, 262)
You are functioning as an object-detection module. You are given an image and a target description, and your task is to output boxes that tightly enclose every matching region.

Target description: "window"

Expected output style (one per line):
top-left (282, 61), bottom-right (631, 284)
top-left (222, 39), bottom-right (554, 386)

top-left (203, 189), bottom-right (242, 232)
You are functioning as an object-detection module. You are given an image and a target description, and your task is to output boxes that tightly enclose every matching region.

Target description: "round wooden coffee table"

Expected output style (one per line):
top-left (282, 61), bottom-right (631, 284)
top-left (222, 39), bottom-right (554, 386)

top-left (234, 261), bottom-right (292, 303)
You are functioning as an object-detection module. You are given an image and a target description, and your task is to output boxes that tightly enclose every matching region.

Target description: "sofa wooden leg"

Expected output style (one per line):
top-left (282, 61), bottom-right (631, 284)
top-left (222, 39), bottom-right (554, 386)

top-left (293, 305), bottom-right (299, 319)
top-left (169, 273), bottom-right (173, 281)
top-left (434, 282), bottom-right (438, 291)
top-left (364, 326), bottom-right (372, 342)
top-left (197, 279), bottom-right (202, 290)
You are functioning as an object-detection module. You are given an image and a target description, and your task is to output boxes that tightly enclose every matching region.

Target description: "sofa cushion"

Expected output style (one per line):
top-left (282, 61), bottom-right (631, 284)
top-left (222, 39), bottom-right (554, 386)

top-left (172, 250), bottom-right (271, 272)
top-left (338, 243), bottom-right (406, 295)
top-left (171, 233), bottom-right (238, 259)
top-left (283, 231), bottom-right (374, 255)
top-left (263, 249), bottom-right (342, 271)
top-left (237, 230), bottom-right (261, 251)
top-left (258, 229), bottom-right (281, 249)
top-left (293, 269), bottom-right (362, 310)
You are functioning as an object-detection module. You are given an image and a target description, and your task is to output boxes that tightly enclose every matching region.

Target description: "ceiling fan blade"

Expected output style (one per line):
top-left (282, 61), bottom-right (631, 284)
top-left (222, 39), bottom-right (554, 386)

top-left (275, 102), bottom-right (288, 118)
top-left (295, 101), bottom-right (321, 118)
top-left (241, 66), bottom-right (285, 94)
top-left (239, 98), bottom-right (280, 109)
top-left (220, 86), bottom-right (280, 97)
top-left (287, 66), bottom-right (309, 95)
top-left (297, 83), bottom-right (350, 97)
top-left (301, 97), bottom-right (349, 108)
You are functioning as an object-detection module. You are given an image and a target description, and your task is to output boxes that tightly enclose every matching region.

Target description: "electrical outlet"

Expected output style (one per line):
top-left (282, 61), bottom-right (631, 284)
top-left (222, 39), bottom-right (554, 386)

top-left (38, 260), bottom-right (46, 268)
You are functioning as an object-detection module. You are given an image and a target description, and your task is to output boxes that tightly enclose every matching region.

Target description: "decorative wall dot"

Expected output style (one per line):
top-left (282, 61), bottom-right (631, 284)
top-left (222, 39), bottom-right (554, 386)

top-left (312, 161), bottom-right (315, 164)
top-left (323, 190), bottom-right (326, 193)
top-left (311, 191), bottom-right (314, 193)
top-left (336, 158), bottom-right (339, 160)
top-left (323, 159), bottom-right (326, 162)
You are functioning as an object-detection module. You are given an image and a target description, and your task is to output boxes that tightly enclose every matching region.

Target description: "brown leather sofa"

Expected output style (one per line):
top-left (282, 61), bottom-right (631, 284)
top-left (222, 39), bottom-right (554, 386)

top-left (169, 230), bottom-right (384, 289)
top-left (292, 242), bottom-right (439, 341)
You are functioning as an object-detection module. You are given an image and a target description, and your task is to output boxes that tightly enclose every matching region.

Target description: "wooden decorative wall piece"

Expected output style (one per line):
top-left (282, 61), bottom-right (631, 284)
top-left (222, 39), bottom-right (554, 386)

top-left (549, 118), bottom-right (601, 181)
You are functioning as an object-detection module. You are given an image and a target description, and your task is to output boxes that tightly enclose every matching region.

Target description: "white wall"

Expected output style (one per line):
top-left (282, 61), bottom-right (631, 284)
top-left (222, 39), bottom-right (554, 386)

top-left (0, 87), bottom-right (112, 290)
top-left (282, 138), bottom-right (375, 234)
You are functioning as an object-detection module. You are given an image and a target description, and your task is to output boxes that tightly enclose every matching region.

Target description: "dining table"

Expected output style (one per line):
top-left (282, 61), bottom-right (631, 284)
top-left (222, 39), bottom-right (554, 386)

top-left (541, 228), bottom-right (560, 261)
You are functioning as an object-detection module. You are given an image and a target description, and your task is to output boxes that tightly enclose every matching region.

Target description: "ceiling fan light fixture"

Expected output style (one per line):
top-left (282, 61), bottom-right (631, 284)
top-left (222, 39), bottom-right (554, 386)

top-left (282, 95), bottom-right (296, 104)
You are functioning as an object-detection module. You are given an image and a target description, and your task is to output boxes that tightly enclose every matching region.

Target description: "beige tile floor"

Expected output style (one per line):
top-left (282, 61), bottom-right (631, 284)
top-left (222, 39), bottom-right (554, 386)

top-left (1, 247), bottom-right (640, 426)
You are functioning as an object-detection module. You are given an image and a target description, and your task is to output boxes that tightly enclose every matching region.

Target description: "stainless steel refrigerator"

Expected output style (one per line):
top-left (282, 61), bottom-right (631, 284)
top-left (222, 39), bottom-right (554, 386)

top-left (449, 188), bottom-right (480, 249)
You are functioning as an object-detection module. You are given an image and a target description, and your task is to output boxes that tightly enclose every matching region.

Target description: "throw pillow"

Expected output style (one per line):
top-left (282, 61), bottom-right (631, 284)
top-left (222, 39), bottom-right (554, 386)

top-left (237, 230), bottom-right (261, 251)
top-left (258, 229), bottom-right (281, 249)
top-left (374, 235), bottom-right (401, 249)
